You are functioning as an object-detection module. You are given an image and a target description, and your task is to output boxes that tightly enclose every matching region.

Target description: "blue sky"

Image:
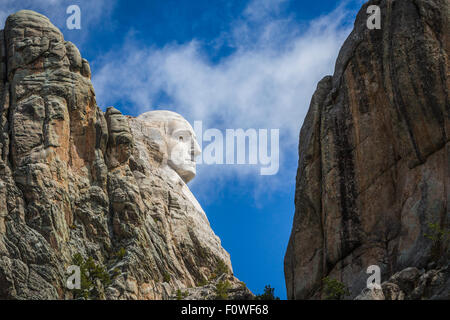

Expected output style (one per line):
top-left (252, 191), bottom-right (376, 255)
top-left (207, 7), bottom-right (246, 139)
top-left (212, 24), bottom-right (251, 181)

top-left (1, 0), bottom-right (364, 299)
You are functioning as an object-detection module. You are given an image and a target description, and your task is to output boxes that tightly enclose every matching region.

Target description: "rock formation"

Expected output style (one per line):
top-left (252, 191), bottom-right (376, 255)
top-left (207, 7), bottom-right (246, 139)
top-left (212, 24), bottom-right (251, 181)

top-left (0, 10), bottom-right (251, 300)
top-left (355, 265), bottom-right (449, 300)
top-left (285, 0), bottom-right (449, 299)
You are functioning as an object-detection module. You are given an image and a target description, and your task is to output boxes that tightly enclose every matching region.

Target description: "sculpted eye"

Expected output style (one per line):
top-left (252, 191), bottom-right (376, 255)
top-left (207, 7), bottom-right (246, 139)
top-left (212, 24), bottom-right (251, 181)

top-left (179, 136), bottom-right (184, 141)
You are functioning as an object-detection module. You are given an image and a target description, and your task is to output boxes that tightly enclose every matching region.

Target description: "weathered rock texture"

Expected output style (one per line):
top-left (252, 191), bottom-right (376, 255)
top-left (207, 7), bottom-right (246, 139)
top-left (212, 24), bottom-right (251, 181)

top-left (285, 0), bottom-right (449, 299)
top-left (355, 265), bottom-right (450, 300)
top-left (169, 274), bottom-right (254, 300)
top-left (0, 10), bottom-right (250, 300)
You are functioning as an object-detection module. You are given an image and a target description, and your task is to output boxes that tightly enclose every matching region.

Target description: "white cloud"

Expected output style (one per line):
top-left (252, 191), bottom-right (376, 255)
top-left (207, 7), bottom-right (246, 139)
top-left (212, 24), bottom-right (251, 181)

top-left (91, 0), bottom-right (356, 201)
top-left (94, 2), bottom-right (353, 129)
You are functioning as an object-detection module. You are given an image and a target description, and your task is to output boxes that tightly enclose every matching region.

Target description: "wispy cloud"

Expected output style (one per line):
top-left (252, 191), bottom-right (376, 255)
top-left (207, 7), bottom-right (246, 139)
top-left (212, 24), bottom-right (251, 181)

top-left (93, 0), bottom-right (356, 200)
top-left (94, 2), bottom-right (353, 135)
top-left (92, 0), bottom-right (356, 201)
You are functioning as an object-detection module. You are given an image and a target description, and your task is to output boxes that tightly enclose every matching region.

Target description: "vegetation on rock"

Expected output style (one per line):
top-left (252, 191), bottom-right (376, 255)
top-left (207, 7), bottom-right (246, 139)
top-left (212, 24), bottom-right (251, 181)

top-left (255, 285), bottom-right (280, 300)
top-left (322, 277), bottom-right (350, 300)
top-left (71, 253), bottom-right (113, 300)
top-left (215, 280), bottom-right (231, 300)
top-left (425, 222), bottom-right (450, 262)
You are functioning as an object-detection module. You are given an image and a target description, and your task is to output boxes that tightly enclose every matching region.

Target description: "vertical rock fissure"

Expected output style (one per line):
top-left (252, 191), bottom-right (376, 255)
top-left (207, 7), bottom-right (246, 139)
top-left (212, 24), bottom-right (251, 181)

top-left (1, 29), bottom-right (5, 84)
top-left (317, 93), bottom-right (325, 300)
top-left (2, 28), bottom-right (13, 170)
top-left (337, 85), bottom-right (361, 261)
top-left (411, 0), bottom-right (447, 152)
top-left (388, 0), bottom-right (426, 166)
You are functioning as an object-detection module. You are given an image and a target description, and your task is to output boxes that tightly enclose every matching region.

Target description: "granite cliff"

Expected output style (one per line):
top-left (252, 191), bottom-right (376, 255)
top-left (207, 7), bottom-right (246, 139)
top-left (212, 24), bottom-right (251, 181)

top-left (285, 0), bottom-right (449, 299)
top-left (0, 10), bottom-right (251, 300)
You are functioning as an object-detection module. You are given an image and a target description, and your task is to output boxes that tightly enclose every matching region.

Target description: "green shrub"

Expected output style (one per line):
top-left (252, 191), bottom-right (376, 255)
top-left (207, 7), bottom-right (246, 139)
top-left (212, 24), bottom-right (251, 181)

top-left (71, 253), bottom-right (112, 300)
top-left (114, 247), bottom-right (126, 260)
top-left (197, 278), bottom-right (208, 287)
top-left (425, 222), bottom-right (450, 262)
top-left (163, 272), bottom-right (171, 283)
top-left (208, 273), bottom-right (217, 281)
top-left (424, 222), bottom-right (450, 242)
top-left (322, 277), bottom-right (350, 300)
top-left (215, 280), bottom-right (231, 300)
top-left (198, 247), bottom-right (208, 259)
top-left (176, 289), bottom-right (189, 300)
top-left (210, 259), bottom-right (229, 280)
top-left (255, 285), bottom-right (280, 300)
top-left (112, 267), bottom-right (121, 277)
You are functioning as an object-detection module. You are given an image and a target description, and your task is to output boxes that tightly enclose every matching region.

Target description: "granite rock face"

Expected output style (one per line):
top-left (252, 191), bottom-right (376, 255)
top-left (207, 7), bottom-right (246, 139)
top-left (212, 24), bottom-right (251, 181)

top-left (285, 0), bottom-right (449, 299)
top-left (0, 10), bottom-right (248, 300)
top-left (355, 265), bottom-right (450, 300)
top-left (169, 274), bottom-right (254, 300)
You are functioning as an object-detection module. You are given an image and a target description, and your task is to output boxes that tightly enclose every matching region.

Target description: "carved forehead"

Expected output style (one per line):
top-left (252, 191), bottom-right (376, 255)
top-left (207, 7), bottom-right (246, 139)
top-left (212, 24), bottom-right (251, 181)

top-left (137, 110), bottom-right (195, 135)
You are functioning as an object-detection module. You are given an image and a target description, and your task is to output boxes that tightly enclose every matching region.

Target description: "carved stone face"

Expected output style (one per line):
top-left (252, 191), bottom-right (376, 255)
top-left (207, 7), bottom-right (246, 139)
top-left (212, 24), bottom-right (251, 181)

top-left (137, 111), bottom-right (201, 183)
